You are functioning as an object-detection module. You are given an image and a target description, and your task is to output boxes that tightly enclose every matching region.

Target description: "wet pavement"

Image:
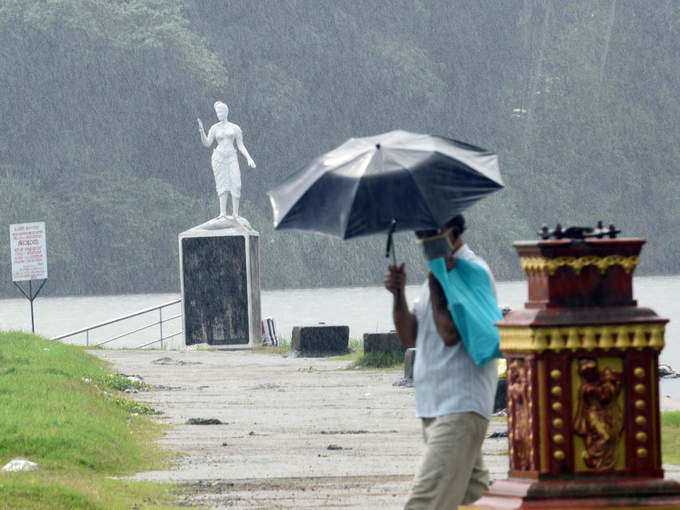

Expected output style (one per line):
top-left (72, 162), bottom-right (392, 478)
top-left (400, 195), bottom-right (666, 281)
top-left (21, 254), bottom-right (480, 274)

top-left (93, 349), bottom-right (510, 509)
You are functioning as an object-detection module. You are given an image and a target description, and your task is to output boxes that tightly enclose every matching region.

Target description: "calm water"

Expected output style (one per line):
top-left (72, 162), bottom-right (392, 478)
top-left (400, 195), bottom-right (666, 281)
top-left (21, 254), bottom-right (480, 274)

top-left (1, 276), bottom-right (680, 368)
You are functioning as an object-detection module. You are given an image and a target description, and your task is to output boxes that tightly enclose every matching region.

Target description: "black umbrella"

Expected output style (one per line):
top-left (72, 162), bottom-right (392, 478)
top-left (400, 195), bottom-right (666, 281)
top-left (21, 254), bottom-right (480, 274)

top-left (268, 129), bottom-right (503, 243)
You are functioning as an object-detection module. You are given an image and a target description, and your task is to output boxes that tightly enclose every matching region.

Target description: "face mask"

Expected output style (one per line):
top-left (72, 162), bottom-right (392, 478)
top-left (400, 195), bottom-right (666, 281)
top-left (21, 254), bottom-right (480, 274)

top-left (420, 236), bottom-right (452, 261)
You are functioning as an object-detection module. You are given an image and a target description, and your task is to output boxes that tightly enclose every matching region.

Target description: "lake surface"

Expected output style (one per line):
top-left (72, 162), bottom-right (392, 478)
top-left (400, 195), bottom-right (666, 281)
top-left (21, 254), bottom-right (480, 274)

top-left (1, 275), bottom-right (680, 369)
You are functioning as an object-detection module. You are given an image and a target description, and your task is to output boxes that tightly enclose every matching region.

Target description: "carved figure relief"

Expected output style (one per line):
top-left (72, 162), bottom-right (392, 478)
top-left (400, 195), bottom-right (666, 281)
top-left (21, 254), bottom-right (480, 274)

top-left (508, 359), bottom-right (532, 471)
top-left (573, 358), bottom-right (624, 470)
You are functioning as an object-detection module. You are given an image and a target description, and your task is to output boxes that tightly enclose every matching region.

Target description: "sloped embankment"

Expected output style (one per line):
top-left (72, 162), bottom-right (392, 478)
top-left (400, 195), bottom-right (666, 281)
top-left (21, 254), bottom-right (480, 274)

top-left (0, 331), bottom-right (179, 509)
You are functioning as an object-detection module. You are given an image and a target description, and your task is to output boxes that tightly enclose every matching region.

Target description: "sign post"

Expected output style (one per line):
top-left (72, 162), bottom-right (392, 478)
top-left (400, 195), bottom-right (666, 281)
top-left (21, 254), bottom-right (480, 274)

top-left (10, 222), bottom-right (48, 333)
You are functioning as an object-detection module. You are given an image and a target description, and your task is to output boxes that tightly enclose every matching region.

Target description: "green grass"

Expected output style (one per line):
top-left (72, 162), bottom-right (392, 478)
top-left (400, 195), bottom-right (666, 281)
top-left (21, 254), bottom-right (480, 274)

top-left (662, 410), bottom-right (680, 465)
top-left (0, 331), bottom-right (179, 509)
top-left (255, 338), bottom-right (367, 360)
top-left (351, 350), bottom-right (405, 369)
top-left (253, 338), bottom-right (292, 355)
top-left (254, 337), bottom-right (404, 368)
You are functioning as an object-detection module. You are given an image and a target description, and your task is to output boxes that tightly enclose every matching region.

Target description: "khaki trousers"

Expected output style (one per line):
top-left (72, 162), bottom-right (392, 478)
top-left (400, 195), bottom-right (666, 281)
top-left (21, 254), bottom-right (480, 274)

top-left (404, 412), bottom-right (490, 510)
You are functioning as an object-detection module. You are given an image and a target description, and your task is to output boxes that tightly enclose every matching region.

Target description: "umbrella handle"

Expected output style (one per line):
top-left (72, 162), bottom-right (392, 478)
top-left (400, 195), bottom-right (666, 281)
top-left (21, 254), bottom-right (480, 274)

top-left (385, 219), bottom-right (398, 265)
top-left (385, 219), bottom-right (400, 299)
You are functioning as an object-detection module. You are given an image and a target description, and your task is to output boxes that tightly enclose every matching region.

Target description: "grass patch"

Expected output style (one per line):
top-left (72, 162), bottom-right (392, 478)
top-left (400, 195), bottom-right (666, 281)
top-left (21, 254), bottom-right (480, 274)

top-left (0, 331), bottom-right (178, 509)
top-left (662, 410), bottom-right (680, 427)
top-left (662, 410), bottom-right (680, 465)
top-left (95, 372), bottom-right (146, 392)
top-left (253, 338), bottom-right (292, 355)
top-left (352, 350), bottom-right (404, 369)
top-left (255, 338), bottom-right (366, 360)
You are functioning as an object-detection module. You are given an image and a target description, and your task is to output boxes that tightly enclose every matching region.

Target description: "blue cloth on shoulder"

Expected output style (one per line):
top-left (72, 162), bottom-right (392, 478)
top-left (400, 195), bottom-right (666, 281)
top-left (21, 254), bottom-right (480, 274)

top-left (428, 257), bottom-right (502, 366)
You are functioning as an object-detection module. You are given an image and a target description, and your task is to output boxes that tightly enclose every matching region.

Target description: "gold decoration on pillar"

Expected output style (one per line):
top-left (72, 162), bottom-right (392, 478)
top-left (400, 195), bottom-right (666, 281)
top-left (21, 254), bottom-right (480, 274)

top-left (534, 330), bottom-right (548, 352)
top-left (499, 323), bottom-right (665, 353)
top-left (649, 324), bottom-right (665, 349)
top-left (508, 359), bottom-right (532, 471)
top-left (550, 328), bottom-right (566, 351)
top-left (582, 327), bottom-right (597, 350)
top-left (632, 327), bottom-right (647, 349)
top-left (573, 358), bottom-right (624, 471)
top-left (520, 255), bottom-right (639, 276)
top-left (566, 328), bottom-right (581, 349)
top-left (616, 326), bottom-right (631, 349)
top-left (599, 328), bottom-right (615, 350)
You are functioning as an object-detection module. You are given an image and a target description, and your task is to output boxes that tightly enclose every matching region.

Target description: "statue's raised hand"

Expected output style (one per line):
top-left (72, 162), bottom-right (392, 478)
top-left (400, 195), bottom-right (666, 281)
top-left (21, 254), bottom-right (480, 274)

top-left (197, 118), bottom-right (205, 133)
top-left (247, 157), bottom-right (256, 169)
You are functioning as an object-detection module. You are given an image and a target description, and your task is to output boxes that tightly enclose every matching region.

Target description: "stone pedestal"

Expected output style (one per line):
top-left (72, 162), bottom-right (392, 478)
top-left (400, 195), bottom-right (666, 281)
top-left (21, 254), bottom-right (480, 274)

top-left (404, 348), bottom-right (416, 381)
top-left (291, 325), bottom-right (349, 356)
top-left (363, 332), bottom-right (405, 354)
top-left (465, 236), bottom-right (680, 509)
top-left (179, 219), bottom-right (260, 347)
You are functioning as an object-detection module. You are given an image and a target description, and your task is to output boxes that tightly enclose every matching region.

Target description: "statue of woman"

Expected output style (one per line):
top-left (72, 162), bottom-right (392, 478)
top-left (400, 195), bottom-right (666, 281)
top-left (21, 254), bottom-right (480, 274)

top-left (197, 102), bottom-right (256, 219)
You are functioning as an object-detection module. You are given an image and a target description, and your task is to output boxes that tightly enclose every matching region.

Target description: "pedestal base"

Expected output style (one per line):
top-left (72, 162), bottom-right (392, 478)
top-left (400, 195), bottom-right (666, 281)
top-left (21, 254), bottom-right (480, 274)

top-left (463, 477), bottom-right (680, 509)
top-left (179, 221), bottom-right (260, 347)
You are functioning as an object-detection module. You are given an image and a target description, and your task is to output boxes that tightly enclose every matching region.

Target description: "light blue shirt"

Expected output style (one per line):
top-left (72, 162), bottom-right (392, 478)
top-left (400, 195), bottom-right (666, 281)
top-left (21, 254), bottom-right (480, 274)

top-left (411, 244), bottom-right (498, 420)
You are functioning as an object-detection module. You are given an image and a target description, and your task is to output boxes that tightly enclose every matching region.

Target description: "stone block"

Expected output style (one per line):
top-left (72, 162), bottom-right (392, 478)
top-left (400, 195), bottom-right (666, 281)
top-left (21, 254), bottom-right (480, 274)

top-left (291, 326), bottom-right (349, 355)
top-left (494, 377), bottom-right (507, 412)
top-left (363, 332), bottom-right (405, 354)
top-left (179, 223), bottom-right (260, 346)
top-left (404, 348), bottom-right (416, 380)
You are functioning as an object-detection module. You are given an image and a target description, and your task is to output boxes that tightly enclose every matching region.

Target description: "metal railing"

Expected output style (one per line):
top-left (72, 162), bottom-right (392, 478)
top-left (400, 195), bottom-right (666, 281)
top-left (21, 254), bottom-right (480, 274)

top-left (52, 299), bottom-right (183, 349)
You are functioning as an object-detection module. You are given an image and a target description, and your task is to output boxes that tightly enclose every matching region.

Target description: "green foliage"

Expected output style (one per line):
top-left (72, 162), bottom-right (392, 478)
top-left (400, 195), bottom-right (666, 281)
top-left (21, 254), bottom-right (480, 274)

top-left (662, 411), bottom-right (680, 465)
top-left (1, 1), bottom-right (680, 296)
top-left (662, 410), bottom-right (680, 428)
top-left (354, 350), bottom-right (405, 369)
top-left (0, 332), bottom-right (163, 472)
top-left (254, 338), bottom-right (292, 355)
top-left (112, 398), bottom-right (161, 416)
top-left (95, 372), bottom-right (145, 392)
top-left (0, 482), bottom-right (98, 510)
top-left (0, 331), bottom-right (177, 508)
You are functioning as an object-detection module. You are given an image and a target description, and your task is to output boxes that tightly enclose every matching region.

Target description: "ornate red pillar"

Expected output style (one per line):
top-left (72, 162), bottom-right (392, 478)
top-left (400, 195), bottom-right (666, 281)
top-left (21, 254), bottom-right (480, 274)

top-left (465, 231), bottom-right (680, 509)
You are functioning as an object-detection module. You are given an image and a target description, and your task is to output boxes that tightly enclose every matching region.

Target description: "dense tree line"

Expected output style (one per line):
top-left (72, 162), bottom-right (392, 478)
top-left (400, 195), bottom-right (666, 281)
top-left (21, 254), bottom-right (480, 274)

top-left (1, 0), bottom-right (678, 296)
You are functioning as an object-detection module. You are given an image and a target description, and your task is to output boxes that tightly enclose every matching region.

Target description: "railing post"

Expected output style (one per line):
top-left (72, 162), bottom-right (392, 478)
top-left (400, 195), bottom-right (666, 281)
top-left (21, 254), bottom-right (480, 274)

top-left (159, 307), bottom-right (163, 349)
top-left (86, 330), bottom-right (89, 347)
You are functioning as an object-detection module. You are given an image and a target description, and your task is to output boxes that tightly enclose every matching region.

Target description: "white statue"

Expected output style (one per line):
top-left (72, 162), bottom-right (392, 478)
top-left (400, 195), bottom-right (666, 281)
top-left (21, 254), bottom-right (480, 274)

top-left (198, 101), bottom-right (256, 220)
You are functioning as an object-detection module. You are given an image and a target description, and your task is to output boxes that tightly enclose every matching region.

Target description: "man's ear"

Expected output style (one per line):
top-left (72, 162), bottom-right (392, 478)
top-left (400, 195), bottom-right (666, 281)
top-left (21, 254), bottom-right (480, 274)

top-left (448, 227), bottom-right (461, 244)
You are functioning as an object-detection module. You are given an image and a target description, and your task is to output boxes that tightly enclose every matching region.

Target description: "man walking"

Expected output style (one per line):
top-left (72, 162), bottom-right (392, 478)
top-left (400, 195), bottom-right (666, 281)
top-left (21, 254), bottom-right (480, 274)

top-left (385, 215), bottom-right (499, 509)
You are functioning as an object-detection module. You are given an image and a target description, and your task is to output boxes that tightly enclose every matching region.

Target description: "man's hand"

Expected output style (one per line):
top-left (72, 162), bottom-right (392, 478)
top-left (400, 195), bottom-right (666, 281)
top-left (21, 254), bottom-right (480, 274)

top-left (385, 262), bottom-right (416, 347)
top-left (385, 262), bottom-right (406, 296)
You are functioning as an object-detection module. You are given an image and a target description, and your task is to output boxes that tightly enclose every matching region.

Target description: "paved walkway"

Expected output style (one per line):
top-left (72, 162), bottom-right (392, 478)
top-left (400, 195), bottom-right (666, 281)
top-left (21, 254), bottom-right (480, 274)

top-left (92, 349), bottom-right (509, 509)
top-left (93, 349), bottom-right (680, 509)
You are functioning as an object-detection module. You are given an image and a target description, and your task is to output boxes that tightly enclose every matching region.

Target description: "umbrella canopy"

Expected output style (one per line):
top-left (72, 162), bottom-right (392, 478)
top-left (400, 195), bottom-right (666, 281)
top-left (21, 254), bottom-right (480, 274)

top-left (267, 130), bottom-right (503, 239)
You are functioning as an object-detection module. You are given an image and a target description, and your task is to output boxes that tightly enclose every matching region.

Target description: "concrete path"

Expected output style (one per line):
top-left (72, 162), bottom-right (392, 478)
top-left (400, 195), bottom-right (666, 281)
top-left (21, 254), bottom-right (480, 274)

top-left (92, 349), bottom-right (509, 509)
